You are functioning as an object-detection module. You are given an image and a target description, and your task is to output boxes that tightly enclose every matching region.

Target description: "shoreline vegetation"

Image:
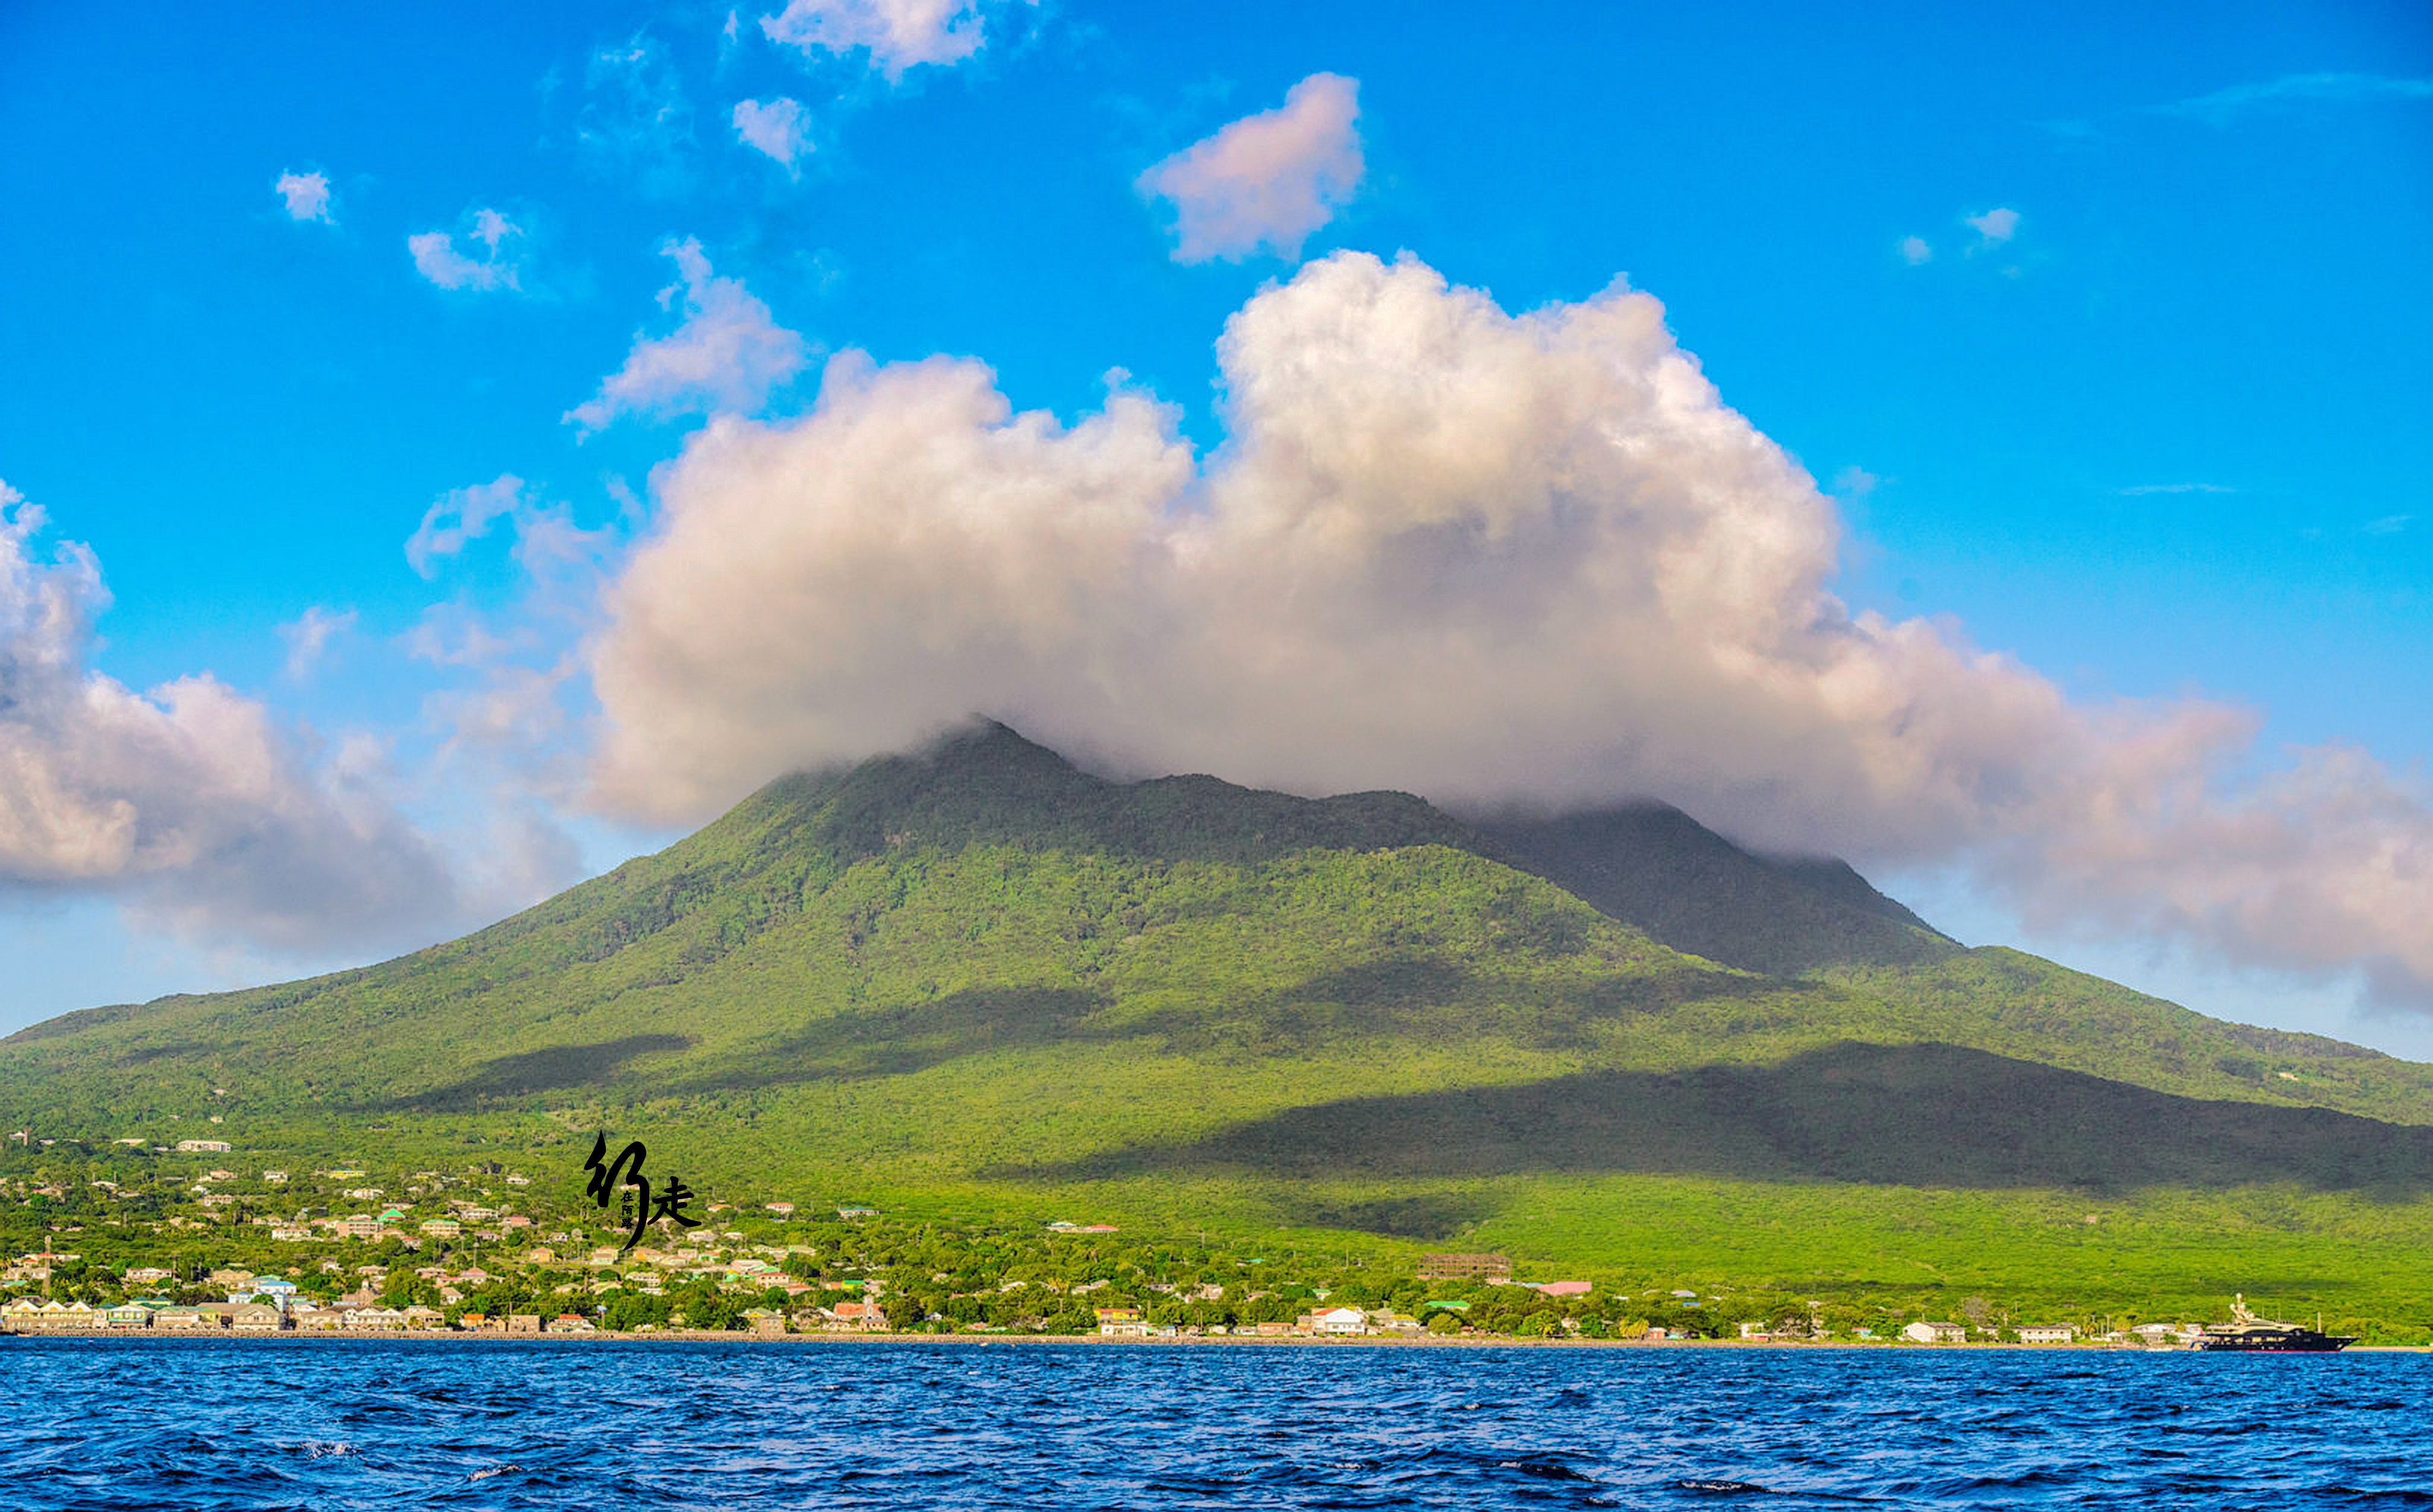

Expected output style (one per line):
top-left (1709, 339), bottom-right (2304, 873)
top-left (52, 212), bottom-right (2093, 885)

top-left (10, 1153), bottom-right (2418, 1347)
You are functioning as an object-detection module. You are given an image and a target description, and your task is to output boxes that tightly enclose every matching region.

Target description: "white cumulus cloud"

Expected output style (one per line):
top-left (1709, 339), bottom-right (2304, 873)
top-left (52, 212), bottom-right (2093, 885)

top-left (1137, 73), bottom-right (1364, 264)
top-left (733, 97), bottom-right (814, 171)
top-left (0, 487), bottom-right (466, 956)
top-left (407, 208), bottom-right (527, 293)
top-left (760, 0), bottom-right (997, 78)
top-left (576, 249), bottom-right (2433, 1011)
top-left (564, 239), bottom-right (808, 435)
top-left (275, 170), bottom-right (332, 223)
top-left (1898, 235), bottom-right (1932, 265)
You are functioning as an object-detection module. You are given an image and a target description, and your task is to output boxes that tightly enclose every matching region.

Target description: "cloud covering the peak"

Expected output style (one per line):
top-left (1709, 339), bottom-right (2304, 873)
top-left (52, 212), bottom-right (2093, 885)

top-left (579, 250), bottom-right (2433, 1009)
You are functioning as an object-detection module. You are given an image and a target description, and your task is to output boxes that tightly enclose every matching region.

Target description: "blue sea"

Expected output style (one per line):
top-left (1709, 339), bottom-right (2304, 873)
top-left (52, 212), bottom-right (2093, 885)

top-left (3, 1339), bottom-right (2425, 1510)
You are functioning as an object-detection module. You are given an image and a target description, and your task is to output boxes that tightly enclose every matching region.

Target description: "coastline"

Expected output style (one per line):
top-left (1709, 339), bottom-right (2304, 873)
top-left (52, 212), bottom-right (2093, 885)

top-left (13, 1327), bottom-right (2396, 1351)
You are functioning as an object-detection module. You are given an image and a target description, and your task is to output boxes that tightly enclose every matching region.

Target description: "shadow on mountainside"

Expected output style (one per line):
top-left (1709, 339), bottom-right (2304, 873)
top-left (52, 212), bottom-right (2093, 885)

top-left (998, 1040), bottom-right (2433, 1195)
top-left (663, 987), bottom-right (1118, 1094)
top-left (376, 1034), bottom-right (699, 1111)
top-left (655, 956), bottom-right (1786, 1096)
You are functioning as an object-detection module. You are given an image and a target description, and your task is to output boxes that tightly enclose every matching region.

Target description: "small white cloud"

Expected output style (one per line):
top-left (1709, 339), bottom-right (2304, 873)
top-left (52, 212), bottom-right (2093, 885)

top-left (1137, 73), bottom-right (1364, 264)
top-left (2116, 482), bottom-right (2235, 496)
top-left (1831, 466), bottom-right (1881, 501)
top-left (407, 208), bottom-right (528, 293)
top-left (1965, 207), bottom-right (2019, 248)
top-left (407, 475), bottom-right (527, 578)
top-left (1898, 235), bottom-right (1932, 265)
top-left (759, 0), bottom-right (999, 78)
top-left (734, 97), bottom-right (813, 171)
top-left (564, 239), bottom-right (808, 435)
top-left (2363, 514), bottom-right (2412, 536)
top-left (279, 606), bottom-right (357, 681)
top-left (275, 170), bottom-right (333, 224)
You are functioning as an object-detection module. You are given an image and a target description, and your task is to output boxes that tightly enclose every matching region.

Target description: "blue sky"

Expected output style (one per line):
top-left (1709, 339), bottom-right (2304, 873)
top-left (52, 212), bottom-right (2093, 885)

top-left (1, 1), bottom-right (2428, 1050)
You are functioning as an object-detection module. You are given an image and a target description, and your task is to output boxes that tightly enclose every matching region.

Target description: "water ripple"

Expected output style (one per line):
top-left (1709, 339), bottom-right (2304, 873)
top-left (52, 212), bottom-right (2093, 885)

top-left (0, 1340), bottom-right (2426, 1509)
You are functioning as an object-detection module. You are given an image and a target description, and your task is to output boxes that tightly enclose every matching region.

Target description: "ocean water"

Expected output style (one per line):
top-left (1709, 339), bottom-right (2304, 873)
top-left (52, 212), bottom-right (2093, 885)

top-left (2, 1339), bottom-right (2425, 1510)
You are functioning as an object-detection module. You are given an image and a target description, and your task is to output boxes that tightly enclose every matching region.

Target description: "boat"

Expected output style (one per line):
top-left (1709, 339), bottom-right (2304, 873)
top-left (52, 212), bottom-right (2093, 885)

top-left (2191, 1295), bottom-right (2355, 1353)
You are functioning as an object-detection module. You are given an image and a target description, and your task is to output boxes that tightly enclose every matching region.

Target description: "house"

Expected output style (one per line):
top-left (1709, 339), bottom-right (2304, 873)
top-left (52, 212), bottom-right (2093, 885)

top-left (821, 1301), bottom-right (886, 1331)
top-left (175, 1139), bottom-right (233, 1153)
top-left (505, 1314), bottom-right (542, 1334)
top-left (766, 1202), bottom-right (796, 1216)
top-left (1095, 1307), bottom-right (1149, 1337)
top-left (1901, 1321), bottom-right (1966, 1343)
top-left (155, 1305), bottom-right (230, 1331)
top-left (105, 1303), bottom-right (157, 1328)
top-left (1417, 1253), bottom-right (1514, 1283)
top-left (400, 1306), bottom-right (448, 1331)
top-left (2017, 1325), bottom-right (2078, 1345)
top-left (419, 1220), bottom-right (462, 1238)
top-left (1532, 1281), bottom-right (1594, 1298)
top-left (744, 1308), bottom-right (787, 1337)
top-left (232, 1304), bottom-right (286, 1331)
top-left (2130, 1322), bottom-right (2198, 1347)
top-left (340, 1215), bottom-right (381, 1239)
top-left (1307, 1307), bottom-right (1369, 1336)
top-left (549, 1313), bottom-right (596, 1333)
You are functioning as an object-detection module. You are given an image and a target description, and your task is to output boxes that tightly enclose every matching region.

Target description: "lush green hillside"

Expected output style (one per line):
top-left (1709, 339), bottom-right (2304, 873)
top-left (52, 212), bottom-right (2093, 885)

top-left (4, 720), bottom-right (2428, 1316)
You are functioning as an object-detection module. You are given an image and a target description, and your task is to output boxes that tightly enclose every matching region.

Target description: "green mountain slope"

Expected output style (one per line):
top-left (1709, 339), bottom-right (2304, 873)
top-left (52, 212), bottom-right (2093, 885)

top-left (4, 720), bottom-right (2428, 1312)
